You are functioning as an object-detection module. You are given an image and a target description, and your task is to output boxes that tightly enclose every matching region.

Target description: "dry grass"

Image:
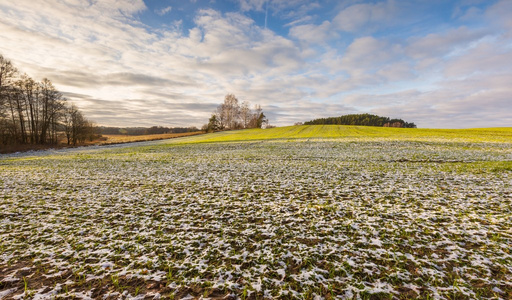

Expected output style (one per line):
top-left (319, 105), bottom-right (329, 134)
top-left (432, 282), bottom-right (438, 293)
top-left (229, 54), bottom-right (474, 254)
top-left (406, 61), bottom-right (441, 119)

top-left (0, 131), bottom-right (205, 154)
top-left (99, 131), bottom-right (204, 144)
top-left (0, 143), bottom-right (62, 154)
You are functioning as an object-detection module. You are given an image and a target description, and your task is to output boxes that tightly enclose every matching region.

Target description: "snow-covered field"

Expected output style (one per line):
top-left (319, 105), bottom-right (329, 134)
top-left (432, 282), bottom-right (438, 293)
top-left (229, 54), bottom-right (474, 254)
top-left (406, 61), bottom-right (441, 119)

top-left (1, 139), bottom-right (511, 299)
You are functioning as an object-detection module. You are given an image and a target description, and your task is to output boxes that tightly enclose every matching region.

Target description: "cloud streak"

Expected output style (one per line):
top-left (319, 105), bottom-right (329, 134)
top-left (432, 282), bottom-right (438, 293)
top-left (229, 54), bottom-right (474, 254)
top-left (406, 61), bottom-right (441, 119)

top-left (156, 6), bottom-right (172, 16)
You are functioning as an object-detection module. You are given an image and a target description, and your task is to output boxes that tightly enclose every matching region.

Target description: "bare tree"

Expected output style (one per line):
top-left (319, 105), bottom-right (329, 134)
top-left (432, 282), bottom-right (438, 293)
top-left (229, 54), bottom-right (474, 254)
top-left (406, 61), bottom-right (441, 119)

top-left (0, 53), bottom-right (92, 148)
top-left (208, 94), bottom-right (269, 132)
top-left (39, 78), bottom-right (65, 144)
top-left (71, 105), bottom-right (85, 145)
top-left (63, 103), bottom-right (94, 145)
top-left (223, 94), bottom-right (240, 129)
top-left (0, 55), bottom-right (20, 144)
top-left (63, 104), bottom-right (76, 145)
top-left (17, 75), bottom-right (39, 144)
top-left (240, 100), bottom-right (251, 129)
top-left (12, 80), bottom-right (28, 143)
top-left (215, 105), bottom-right (226, 130)
top-left (0, 54), bottom-right (17, 103)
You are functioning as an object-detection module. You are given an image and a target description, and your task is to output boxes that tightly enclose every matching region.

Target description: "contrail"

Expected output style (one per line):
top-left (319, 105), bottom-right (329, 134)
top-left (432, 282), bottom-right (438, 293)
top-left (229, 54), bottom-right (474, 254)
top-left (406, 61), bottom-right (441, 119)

top-left (264, 0), bottom-right (269, 29)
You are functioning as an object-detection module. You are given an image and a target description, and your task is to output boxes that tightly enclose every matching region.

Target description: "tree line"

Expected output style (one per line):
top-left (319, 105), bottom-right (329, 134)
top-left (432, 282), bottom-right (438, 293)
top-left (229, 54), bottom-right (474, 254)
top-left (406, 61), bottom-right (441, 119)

top-left (204, 94), bottom-right (268, 132)
top-left (98, 126), bottom-right (200, 135)
top-left (0, 54), bottom-right (94, 147)
top-left (304, 113), bottom-right (417, 128)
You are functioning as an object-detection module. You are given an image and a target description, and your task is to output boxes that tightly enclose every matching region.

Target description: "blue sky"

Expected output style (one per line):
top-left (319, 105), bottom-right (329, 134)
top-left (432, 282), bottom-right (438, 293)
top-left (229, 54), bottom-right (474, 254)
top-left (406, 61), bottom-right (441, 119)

top-left (0, 0), bottom-right (511, 128)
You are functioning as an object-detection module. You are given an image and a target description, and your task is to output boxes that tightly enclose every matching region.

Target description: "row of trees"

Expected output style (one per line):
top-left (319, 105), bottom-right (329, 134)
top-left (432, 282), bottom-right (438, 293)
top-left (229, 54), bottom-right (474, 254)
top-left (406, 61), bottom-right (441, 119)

top-left (98, 126), bottom-right (200, 135)
top-left (204, 94), bottom-right (268, 132)
top-left (304, 113), bottom-right (417, 128)
top-left (0, 54), bottom-right (94, 146)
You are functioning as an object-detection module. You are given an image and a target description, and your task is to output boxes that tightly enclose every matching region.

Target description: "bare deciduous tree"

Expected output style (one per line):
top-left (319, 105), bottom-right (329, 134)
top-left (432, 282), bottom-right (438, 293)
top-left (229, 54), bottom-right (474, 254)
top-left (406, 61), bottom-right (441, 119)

top-left (206, 94), bottom-right (269, 132)
top-left (223, 94), bottom-right (240, 129)
top-left (63, 104), bottom-right (95, 145)
top-left (0, 53), bottom-right (93, 148)
top-left (240, 100), bottom-right (251, 129)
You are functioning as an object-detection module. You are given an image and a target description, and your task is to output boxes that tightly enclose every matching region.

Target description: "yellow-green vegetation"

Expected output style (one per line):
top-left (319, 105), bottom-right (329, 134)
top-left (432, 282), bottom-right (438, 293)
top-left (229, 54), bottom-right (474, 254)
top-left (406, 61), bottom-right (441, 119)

top-left (165, 125), bottom-right (512, 145)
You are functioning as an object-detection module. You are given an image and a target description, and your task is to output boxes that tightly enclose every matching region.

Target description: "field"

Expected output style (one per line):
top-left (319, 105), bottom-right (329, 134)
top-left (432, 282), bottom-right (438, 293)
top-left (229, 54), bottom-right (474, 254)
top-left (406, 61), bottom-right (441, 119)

top-left (0, 132), bottom-right (204, 155)
top-left (99, 132), bottom-right (204, 145)
top-left (1, 125), bottom-right (511, 299)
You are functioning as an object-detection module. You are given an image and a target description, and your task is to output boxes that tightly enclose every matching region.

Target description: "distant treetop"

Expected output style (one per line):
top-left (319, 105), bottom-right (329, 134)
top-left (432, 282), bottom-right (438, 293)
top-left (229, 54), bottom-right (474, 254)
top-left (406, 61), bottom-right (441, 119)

top-left (304, 113), bottom-right (416, 128)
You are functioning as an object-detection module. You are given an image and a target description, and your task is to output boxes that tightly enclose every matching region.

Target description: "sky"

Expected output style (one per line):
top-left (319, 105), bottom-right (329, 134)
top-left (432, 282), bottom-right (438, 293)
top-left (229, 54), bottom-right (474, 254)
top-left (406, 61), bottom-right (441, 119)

top-left (0, 0), bottom-right (511, 128)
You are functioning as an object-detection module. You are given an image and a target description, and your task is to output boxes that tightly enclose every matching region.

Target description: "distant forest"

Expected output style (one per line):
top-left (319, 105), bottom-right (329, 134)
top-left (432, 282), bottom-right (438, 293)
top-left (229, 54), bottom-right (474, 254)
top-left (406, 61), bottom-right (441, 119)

top-left (305, 114), bottom-right (417, 128)
top-left (0, 54), bottom-right (95, 147)
top-left (99, 126), bottom-right (200, 136)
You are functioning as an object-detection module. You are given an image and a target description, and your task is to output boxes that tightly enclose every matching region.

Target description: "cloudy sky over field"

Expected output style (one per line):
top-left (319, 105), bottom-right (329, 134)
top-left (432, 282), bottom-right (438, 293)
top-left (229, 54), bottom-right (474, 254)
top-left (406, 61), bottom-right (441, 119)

top-left (0, 0), bottom-right (511, 128)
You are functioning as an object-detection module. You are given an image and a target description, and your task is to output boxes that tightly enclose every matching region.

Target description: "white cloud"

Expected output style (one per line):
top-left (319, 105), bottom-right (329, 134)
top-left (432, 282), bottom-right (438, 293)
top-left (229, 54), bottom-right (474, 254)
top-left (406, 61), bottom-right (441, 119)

top-left (342, 36), bottom-right (398, 68)
top-left (0, 0), bottom-right (510, 128)
top-left (237, 0), bottom-right (317, 13)
top-left (376, 61), bottom-right (415, 82)
top-left (237, 0), bottom-right (267, 12)
top-left (485, 0), bottom-right (512, 31)
top-left (0, 1), bottom-right (311, 126)
top-left (335, 36), bottom-right (409, 88)
top-left (406, 27), bottom-right (486, 61)
top-left (371, 77), bottom-right (512, 129)
top-left (289, 21), bottom-right (334, 44)
top-left (443, 40), bottom-right (512, 78)
top-left (333, 0), bottom-right (400, 33)
top-left (284, 15), bottom-right (313, 27)
top-left (156, 6), bottom-right (172, 16)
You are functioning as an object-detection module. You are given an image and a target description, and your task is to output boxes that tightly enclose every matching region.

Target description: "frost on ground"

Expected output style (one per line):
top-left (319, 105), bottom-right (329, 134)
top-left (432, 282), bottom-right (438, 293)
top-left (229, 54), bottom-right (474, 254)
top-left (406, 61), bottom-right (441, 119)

top-left (0, 140), bottom-right (511, 299)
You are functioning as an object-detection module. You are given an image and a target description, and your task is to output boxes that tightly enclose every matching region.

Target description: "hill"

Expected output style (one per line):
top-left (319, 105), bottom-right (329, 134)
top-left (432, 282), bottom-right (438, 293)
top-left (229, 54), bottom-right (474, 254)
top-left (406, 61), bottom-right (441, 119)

top-left (304, 113), bottom-right (416, 128)
top-left (164, 125), bottom-right (512, 145)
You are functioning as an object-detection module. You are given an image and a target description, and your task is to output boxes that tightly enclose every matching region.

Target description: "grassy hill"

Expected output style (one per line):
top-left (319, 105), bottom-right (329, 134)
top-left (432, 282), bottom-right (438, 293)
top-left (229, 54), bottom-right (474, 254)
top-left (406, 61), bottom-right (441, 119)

top-left (168, 125), bottom-right (512, 145)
